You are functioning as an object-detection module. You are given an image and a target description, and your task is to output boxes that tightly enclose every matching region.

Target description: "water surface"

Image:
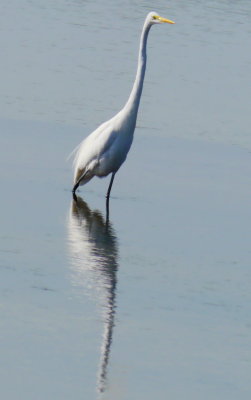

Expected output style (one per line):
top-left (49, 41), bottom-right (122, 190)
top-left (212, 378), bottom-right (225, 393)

top-left (1, 1), bottom-right (251, 399)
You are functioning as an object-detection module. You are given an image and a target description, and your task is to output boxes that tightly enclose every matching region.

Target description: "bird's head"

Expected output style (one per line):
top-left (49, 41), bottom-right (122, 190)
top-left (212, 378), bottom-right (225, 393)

top-left (147, 11), bottom-right (175, 26)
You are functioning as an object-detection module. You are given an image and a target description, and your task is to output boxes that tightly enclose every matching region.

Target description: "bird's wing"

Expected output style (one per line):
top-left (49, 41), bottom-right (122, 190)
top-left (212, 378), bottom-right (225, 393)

top-left (73, 116), bottom-right (119, 171)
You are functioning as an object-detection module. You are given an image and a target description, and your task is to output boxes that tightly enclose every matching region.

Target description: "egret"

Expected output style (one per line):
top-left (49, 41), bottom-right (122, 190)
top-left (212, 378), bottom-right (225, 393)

top-left (72, 12), bottom-right (175, 203)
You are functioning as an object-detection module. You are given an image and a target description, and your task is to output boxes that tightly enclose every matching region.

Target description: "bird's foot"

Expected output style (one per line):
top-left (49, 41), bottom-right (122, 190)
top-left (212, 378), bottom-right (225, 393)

top-left (72, 189), bottom-right (78, 202)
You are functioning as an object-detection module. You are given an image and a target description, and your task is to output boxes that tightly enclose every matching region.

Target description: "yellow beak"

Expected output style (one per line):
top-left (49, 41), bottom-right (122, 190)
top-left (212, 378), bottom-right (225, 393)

top-left (157, 16), bottom-right (175, 24)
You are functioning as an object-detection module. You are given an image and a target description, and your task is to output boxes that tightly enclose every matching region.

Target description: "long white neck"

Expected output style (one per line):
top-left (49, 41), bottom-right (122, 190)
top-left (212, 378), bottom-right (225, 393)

top-left (123, 20), bottom-right (152, 119)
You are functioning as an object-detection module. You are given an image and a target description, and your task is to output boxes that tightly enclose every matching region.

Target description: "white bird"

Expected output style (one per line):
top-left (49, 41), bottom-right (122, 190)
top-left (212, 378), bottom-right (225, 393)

top-left (72, 11), bottom-right (175, 202)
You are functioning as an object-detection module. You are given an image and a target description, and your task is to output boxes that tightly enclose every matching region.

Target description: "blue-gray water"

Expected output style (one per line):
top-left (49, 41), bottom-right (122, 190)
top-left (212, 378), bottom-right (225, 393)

top-left (1, 1), bottom-right (251, 399)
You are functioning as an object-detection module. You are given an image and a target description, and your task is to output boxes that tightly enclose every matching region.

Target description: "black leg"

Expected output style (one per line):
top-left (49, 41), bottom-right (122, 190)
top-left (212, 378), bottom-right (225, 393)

top-left (106, 172), bottom-right (115, 200)
top-left (105, 172), bottom-right (115, 221)
top-left (106, 196), bottom-right (110, 223)
top-left (72, 170), bottom-right (88, 201)
top-left (72, 179), bottom-right (81, 201)
top-left (72, 183), bottom-right (79, 201)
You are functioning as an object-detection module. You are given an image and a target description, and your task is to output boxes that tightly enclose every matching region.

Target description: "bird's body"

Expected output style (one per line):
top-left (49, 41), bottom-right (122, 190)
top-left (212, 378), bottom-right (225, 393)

top-left (72, 12), bottom-right (175, 201)
top-left (73, 108), bottom-right (135, 185)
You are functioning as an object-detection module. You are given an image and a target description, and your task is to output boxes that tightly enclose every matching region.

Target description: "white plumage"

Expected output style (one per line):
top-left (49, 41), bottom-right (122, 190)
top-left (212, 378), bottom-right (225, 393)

top-left (72, 12), bottom-right (175, 201)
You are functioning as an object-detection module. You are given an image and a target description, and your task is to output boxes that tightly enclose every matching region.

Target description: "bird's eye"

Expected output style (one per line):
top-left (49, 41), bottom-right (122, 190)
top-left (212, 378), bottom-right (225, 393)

top-left (152, 15), bottom-right (157, 20)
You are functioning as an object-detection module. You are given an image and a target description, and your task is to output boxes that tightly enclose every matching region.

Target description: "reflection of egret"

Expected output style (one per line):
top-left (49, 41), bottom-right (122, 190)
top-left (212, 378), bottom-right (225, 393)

top-left (68, 196), bottom-right (118, 395)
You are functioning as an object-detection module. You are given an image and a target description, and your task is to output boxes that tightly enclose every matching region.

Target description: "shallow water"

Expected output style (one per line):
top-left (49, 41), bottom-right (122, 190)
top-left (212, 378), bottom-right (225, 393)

top-left (1, 1), bottom-right (251, 399)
